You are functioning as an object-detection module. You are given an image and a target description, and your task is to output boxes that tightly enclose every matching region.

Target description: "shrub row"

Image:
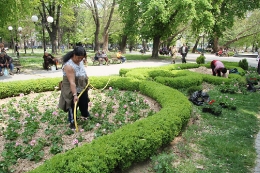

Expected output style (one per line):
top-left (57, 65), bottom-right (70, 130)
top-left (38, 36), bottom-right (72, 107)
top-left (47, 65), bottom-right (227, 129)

top-left (1, 63), bottom-right (245, 172)
top-left (28, 78), bottom-right (191, 173)
top-left (0, 77), bottom-right (62, 99)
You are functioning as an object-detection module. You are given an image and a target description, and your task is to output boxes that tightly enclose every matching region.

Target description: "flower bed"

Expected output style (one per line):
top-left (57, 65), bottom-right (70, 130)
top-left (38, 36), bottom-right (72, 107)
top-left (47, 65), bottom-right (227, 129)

top-left (0, 88), bottom-right (160, 172)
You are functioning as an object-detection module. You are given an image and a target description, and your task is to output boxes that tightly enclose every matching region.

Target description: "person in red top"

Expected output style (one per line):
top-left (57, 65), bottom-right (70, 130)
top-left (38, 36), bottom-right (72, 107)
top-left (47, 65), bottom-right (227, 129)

top-left (218, 49), bottom-right (223, 56)
top-left (211, 60), bottom-right (227, 77)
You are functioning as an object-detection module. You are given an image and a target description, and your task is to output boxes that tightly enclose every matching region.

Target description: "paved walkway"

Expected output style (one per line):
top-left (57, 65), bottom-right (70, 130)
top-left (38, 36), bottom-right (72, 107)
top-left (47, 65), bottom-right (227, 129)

top-left (0, 60), bottom-right (170, 82)
top-left (255, 134), bottom-right (260, 172)
top-left (1, 58), bottom-right (260, 172)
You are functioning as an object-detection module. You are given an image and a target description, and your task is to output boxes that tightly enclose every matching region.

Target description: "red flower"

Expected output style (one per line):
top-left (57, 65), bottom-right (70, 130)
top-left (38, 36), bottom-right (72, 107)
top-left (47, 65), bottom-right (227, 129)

top-left (209, 100), bottom-right (215, 105)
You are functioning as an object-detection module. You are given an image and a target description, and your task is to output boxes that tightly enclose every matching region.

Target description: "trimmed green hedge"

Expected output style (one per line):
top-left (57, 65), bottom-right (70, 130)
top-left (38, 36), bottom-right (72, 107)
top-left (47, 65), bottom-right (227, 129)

top-left (155, 75), bottom-right (203, 89)
top-left (0, 77), bottom-right (62, 99)
top-left (1, 62), bottom-right (246, 173)
top-left (29, 78), bottom-right (191, 173)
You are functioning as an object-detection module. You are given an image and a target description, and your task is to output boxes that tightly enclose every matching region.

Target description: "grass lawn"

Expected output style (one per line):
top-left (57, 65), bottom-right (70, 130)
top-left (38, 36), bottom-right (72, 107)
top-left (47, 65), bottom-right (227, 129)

top-left (10, 48), bottom-right (173, 69)
top-left (139, 74), bottom-right (260, 173)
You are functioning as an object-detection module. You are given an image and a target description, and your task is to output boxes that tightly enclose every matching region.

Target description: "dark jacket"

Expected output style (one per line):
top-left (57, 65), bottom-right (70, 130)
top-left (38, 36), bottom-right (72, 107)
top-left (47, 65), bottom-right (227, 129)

top-left (5, 55), bottom-right (13, 64)
top-left (179, 46), bottom-right (188, 55)
top-left (0, 56), bottom-right (7, 65)
top-left (43, 53), bottom-right (55, 63)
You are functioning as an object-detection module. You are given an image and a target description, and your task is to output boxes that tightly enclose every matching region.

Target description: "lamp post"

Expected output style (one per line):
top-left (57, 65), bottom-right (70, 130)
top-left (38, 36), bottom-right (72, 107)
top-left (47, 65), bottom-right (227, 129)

top-left (8, 26), bottom-right (14, 54)
top-left (17, 27), bottom-right (22, 57)
top-left (199, 33), bottom-right (205, 55)
top-left (31, 15), bottom-right (53, 52)
top-left (202, 34), bottom-right (205, 55)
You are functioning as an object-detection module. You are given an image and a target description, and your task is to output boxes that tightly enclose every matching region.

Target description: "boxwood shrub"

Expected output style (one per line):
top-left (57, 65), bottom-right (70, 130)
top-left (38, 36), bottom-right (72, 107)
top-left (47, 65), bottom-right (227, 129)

top-left (0, 61), bottom-right (245, 173)
top-left (28, 79), bottom-right (191, 173)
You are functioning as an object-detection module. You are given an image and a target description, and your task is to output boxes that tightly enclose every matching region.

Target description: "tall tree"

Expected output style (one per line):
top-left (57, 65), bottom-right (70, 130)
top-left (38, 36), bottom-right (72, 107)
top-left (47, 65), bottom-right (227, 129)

top-left (219, 10), bottom-right (260, 48)
top-left (118, 0), bottom-right (140, 53)
top-left (119, 0), bottom-right (214, 58)
top-left (0, 0), bottom-right (83, 54)
top-left (84, 0), bottom-right (116, 52)
top-left (101, 0), bottom-right (116, 52)
top-left (210, 0), bottom-right (260, 52)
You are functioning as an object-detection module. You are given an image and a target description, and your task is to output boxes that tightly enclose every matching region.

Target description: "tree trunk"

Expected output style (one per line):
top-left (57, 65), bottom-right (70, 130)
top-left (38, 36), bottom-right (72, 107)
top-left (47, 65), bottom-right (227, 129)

top-left (49, 31), bottom-right (58, 54)
top-left (39, 2), bottom-right (61, 54)
top-left (152, 35), bottom-right (160, 58)
top-left (120, 35), bottom-right (127, 53)
top-left (102, 32), bottom-right (109, 52)
top-left (94, 27), bottom-right (100, 51)
top-left (92, 0), bottom-right (100, 51)
top-left (192, 36), bottom-right (201, 53)
top-left (213, 37), bottom-right (219, 53)
top-left (102, 0), bottom-right (116, 52)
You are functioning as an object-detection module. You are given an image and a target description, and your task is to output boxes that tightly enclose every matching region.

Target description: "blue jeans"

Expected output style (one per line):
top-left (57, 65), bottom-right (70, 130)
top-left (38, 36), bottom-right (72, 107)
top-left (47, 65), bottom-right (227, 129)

top-left (120, 56), bottom-right (126, 63)
top-left (0, 64), bottom-right (13, 72)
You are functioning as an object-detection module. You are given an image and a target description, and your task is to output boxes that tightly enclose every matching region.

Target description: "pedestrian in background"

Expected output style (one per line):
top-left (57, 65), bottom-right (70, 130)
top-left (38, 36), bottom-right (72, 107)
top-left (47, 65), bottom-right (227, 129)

top-left (15, 43), bottom-right (20, 58)
top-left (170, 45), bottom-right (178, 64)
top-left (179, 44), bottom-right (188, 63)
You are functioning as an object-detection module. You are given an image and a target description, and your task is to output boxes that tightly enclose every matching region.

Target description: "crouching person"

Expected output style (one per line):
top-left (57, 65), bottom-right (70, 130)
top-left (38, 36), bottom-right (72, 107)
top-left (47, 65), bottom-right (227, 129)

top-left (211, 60), bottom-right (228, 78)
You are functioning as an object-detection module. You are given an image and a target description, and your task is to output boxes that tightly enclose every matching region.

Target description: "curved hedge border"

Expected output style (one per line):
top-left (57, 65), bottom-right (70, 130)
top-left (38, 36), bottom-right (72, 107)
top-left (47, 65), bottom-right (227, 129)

top-left (26, 77), bottom-right (191, 173)
top-left (0, 63), bottom-right (245, 172)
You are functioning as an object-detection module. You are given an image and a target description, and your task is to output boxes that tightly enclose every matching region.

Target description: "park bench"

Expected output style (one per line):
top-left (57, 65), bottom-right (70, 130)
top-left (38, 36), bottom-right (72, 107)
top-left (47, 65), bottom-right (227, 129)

top-left (110, 54), bottom-right (122, 64)
top-left (13, 59), bottom-right (23, 74)
top-left (91, 56), bottom-right (110, 66)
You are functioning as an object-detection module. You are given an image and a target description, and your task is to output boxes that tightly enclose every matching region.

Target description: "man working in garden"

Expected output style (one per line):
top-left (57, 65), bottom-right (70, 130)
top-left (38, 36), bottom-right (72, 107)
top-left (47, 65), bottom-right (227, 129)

top-left (211, 60), bottom-right (227, 77)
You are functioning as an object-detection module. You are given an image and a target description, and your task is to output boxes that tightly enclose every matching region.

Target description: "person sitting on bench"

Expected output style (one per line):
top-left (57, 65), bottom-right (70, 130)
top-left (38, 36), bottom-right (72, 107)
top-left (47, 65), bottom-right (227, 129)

top-left (94, 50), bottom-right (101, 61)
top-left (116, 50), bottom-right (126, 63)
top-left (101, 51), bottom-right (109, 65)
top-left (43, 51), bottom-right (58, 70)
top-left (0, 52), bottom-right (14, 75)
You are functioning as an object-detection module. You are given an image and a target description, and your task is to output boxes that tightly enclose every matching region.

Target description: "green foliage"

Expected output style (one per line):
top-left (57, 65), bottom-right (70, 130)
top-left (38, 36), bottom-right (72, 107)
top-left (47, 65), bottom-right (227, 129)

top-left (151, 152), bottom-right (175, 173)
top-left (202, 101), bottom-right (222, 116)
top-left (155, 75), bottom-right (203, 89)
top-left (186, 85), bottom-right (203, 95)
top-left (228, 51), bottom-right (235, 57)
top-left (196, 55), bottom-right (205, 64)
top-left (245, 67), bottom-right (260, 83)
top-left (217, 79), bottom-right (245, 94)
top-left (0, 77), bottom-right (61, 99)
top-left (148, 70), bottom-right (175, 79)
top-left (201, 74), bottom-right (231, 85)
top-left (124, 68), bottom-right (154, 80)
top-left (1, 59), bottom-right (253, 173)
top-left (238, 58), bottom-right (249, 70)
top-left (28, 79), bottom-right (191, 173)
